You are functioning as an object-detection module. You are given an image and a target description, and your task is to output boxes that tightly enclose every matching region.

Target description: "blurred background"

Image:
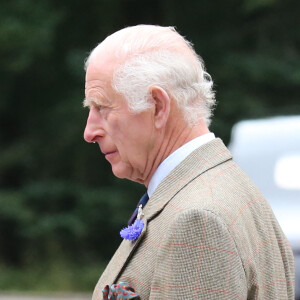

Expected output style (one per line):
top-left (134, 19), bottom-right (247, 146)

top-left (0, 0), bottom-right (299, 297)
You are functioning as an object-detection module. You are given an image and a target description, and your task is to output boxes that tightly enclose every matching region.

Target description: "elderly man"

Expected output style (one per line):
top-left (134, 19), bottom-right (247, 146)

top-left (83, 25), bottom-right (294, 299)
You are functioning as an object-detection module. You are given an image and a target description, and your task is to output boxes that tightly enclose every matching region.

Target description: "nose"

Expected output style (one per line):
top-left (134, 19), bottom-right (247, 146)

top-left (83, 108), bottom-right (105, 143)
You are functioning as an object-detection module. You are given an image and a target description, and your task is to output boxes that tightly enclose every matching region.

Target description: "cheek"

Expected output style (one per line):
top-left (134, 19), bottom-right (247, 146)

top-left (109, 115), bottom-right (152, 159)
top-left (108, 123), bottom-right (134, 156)
top-left (117, 131), bottom-right (145, 162)
top-left (110, 117), bottom-right (135, 142)
top-left (106, 116), bottom-right (122, 139)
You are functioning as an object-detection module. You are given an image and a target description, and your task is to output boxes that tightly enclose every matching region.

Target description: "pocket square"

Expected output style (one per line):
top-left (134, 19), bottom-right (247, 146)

top-left (102, 281), bottom-right (141, 299)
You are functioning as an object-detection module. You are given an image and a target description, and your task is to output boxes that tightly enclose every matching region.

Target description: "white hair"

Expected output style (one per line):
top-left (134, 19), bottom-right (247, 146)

top-left (86, 25), bottom-right (216, 127)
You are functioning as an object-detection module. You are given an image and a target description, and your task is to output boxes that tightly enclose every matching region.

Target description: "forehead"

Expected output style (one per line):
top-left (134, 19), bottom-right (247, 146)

top-left (84, 44), bottom-right (128, 105)
top-left (86, 43), bottom-right (122, 79)
top-left (86, 44), bottom-right (123, 82)
top-left (85, 53), bottom-right (115, 98)
top-left (85, 58), bottom-right (113, 86)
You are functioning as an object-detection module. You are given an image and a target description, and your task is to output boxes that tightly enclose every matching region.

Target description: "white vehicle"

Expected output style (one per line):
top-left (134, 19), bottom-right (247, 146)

top-left (229, 115), bottom-right (300, 298)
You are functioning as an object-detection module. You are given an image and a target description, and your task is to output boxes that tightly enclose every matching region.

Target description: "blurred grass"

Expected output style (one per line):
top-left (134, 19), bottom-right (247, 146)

top-left (0, 262), bottom-right (105, 292)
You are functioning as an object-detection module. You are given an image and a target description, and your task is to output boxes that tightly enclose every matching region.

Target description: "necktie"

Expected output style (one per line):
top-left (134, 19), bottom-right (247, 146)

top-left (128, 193), bottom-right (149, 225)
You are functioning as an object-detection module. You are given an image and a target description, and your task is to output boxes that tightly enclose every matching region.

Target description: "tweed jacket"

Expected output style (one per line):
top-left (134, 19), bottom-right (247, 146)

top-left (93, 138), bottom-right (295, 299)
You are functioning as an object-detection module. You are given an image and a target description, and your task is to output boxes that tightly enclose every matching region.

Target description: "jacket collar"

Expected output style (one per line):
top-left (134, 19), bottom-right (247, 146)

top-left (143, 138), bottom-right (232, 222)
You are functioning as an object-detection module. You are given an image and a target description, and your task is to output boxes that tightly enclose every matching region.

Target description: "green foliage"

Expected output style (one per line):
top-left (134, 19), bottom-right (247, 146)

top-left (0, 0), bottom-right (61, 74)
top-left (0, 181), bottom-right (141, 266)
top-left (0, 0), bottom-right (299, 291)
top-left (0, 262), bottom-right (103, 291)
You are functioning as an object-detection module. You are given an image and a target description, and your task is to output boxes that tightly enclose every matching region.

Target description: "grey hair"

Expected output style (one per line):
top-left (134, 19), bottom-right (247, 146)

top-left (86, 25), bottom-right (216, 127)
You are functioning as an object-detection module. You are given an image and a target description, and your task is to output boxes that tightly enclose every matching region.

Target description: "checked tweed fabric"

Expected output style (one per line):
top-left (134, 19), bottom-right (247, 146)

top-left (93, 139), bottom-right (295, 299)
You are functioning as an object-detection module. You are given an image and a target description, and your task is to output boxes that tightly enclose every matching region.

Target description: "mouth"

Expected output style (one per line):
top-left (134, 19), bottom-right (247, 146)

top-left (104, 151), bottom-right (118, 159)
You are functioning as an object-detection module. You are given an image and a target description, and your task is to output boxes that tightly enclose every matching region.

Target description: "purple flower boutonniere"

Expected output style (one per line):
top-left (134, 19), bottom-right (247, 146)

top-left (120, 204), bottom-right (145, 241)
top-left (120, 219), bottom-right (144, 241)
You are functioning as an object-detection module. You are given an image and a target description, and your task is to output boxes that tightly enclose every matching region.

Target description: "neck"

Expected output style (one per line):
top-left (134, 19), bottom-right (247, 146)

top-left (141, 119), bottom-right (210, 187)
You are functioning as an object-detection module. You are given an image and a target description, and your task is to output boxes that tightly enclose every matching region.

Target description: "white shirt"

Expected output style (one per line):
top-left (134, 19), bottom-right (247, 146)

top-left (147, 133), bottom-right (215, 197)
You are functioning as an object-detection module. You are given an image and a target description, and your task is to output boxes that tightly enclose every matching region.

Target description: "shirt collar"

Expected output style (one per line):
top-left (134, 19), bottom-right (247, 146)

top-left (147, 132), bottom-right (215, 197)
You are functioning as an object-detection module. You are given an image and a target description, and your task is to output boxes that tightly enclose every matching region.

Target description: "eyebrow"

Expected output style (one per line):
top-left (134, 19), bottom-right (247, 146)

top-left (82, 97), bottom-right (102, 108)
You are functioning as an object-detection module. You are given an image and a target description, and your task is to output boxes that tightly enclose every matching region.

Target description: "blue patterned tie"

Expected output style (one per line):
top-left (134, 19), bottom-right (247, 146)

top-left (128, 193), bottom-right (149, 225)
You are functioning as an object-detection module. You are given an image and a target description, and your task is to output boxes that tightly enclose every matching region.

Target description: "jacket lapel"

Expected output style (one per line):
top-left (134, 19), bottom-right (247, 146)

top-left (94, 218), bottom-right (148, 290)
top-left (143, 138), bottom-right (232, 222)
top-left (93, 138), bottom-right (232, 294)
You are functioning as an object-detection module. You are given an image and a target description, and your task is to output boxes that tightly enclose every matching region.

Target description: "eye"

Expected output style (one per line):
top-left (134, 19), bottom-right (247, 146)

top-left (97, 105), bottom-right (103, 111)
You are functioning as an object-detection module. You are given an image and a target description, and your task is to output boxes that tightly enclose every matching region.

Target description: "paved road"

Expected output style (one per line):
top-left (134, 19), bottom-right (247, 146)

top-left (0, 293), bottom-right (91, 300)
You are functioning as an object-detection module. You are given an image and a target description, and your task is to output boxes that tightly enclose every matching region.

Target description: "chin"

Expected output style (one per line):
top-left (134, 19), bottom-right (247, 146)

top-left (111, 164), bottom-right (142, 183)
top-left (111, 164), bottom-right (130, 180)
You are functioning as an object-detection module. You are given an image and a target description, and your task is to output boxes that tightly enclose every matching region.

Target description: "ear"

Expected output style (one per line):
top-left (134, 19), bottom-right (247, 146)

top-left (148, 86), bottom-right (171, 129)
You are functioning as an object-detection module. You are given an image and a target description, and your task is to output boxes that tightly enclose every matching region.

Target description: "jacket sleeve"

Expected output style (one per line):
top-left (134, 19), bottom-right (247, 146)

top-left (149, 209), bottom-right (248, 299)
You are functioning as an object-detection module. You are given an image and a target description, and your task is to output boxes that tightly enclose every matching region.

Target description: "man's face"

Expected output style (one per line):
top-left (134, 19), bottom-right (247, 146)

top-left (84, 56), bottom-right (156, 184)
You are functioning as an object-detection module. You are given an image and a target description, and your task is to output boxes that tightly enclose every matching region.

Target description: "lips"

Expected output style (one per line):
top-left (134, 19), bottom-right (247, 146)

top-left (105, 151), bottom-right (117, 156)
top-left (103, 150), bottom-right (118, 161)
top-left (99, 145), bottom-right (118, 161)
top-left (99, 145), bottom-right (115, 155)
top-left (102, 150), bottom-right (117, 155)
